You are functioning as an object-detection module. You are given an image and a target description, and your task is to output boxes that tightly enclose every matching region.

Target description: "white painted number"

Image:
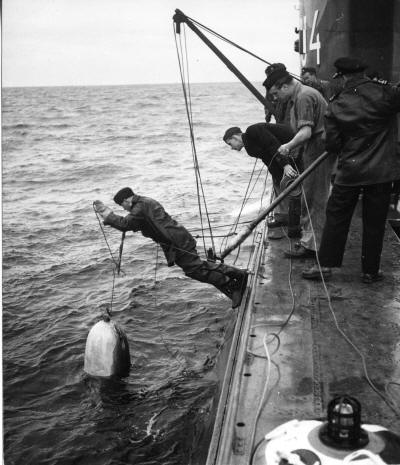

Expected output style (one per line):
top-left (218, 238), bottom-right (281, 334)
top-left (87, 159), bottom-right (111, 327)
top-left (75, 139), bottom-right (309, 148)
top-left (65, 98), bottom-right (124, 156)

top-left (309, 10), bottom-right (321, 65)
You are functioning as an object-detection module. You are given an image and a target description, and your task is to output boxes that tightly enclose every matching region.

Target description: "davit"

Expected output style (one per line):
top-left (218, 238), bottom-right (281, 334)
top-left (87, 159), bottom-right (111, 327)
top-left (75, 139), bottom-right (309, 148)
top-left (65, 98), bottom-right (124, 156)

top-left (84, 315), bottom-right (130, 377)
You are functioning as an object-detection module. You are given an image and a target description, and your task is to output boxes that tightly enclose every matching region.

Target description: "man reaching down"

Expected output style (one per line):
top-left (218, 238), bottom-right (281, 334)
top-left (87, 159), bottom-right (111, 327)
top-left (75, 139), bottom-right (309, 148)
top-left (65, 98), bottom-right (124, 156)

top-left (94, 187), bottom-right (248, 308)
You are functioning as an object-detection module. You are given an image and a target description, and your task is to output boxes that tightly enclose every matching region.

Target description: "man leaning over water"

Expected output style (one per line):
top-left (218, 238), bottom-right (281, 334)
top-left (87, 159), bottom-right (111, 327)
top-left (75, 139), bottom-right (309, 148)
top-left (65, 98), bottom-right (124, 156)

top-left (94, 188), bottom-right (248, 308)
top-left (222, 123), bottom-right (301, 239)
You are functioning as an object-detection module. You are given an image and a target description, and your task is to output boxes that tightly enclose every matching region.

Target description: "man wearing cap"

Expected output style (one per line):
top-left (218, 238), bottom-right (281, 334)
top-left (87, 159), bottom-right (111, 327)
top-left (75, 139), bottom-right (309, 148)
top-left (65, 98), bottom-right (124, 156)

top-left (93, 188), bottom-right (248, 308)
top-left (265, 66), bottom-right (335, 259)
top-left (303, 57), bottom-right (400, 283)
top-left (301, 67), bottom-right (331, 101)
top-left (263, 63), bottom-right (292, 125)
top-left (222, 123), bottom-right (301, 238)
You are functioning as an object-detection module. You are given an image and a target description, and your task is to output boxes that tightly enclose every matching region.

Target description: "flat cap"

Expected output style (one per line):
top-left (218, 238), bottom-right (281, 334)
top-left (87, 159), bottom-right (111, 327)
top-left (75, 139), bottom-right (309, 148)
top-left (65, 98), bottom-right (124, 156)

top-left (265, 63), bottom-right (286, 77)
top-left (263, 69), bottom-right (290, 90)
top-left (114, 187), bottom-right (134, 205)
top-left (333, 57), bottom-right (367, 78)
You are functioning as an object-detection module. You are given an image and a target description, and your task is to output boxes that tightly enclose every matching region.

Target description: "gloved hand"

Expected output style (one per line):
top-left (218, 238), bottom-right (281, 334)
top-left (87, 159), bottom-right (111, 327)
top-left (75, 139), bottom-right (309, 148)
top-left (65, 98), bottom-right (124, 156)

top-left (93, 200), bottom-right (112, 219)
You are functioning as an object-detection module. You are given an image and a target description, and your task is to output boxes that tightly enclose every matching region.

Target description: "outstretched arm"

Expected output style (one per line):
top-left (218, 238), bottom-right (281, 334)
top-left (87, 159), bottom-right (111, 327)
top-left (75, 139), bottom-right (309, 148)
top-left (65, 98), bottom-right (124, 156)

top-left (93, 200), bottom-right (141, 232)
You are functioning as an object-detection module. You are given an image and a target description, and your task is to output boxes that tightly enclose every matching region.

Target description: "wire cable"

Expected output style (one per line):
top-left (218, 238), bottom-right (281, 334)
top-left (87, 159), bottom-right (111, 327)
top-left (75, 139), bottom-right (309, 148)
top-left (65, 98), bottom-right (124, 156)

top-left (185, 14), bottom-right (301, 80)
top-left (301, 185), bottom-right (400, 417)
top-left (93, 205), bottom-right (124, 315)
top-left (174, 24), bottom-right (217, 257)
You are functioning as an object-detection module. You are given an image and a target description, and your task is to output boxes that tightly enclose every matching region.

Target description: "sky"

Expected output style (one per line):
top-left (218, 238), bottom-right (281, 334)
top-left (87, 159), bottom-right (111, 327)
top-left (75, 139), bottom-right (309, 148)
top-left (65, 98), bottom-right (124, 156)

top-left (3, 0), bottom-right (301, 87)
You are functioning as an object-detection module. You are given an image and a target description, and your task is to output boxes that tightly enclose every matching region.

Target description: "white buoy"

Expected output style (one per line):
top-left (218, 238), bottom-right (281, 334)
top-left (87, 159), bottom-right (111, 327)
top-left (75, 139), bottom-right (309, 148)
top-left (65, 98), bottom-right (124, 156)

top-left (84, 315), bottom-right (130, 377)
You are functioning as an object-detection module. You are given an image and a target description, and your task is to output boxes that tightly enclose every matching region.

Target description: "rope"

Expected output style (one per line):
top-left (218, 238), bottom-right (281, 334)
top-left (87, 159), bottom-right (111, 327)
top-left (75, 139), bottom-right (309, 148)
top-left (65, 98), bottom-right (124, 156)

top-left (184, 14), bottom-right (302, 80)
top-left (174, 24), bottom-right (217, 257)
top-left (93, 205), bottom-right (123, 315)
top-left (219, 161), bottom-right (264, 255)
top-left (300, 185), bottom-right (400, 418)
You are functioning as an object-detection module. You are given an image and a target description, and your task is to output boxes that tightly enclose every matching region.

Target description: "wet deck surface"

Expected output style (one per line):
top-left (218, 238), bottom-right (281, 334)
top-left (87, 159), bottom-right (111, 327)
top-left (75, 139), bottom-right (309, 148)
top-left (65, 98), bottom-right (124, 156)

top-left (208, 209), bottom-right (400, 464)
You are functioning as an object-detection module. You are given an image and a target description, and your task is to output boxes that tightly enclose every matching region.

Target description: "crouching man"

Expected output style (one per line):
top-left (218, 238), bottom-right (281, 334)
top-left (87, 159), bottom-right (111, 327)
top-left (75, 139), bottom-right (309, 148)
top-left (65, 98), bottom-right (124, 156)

top-left (94, 187), bottom-right (248, 308)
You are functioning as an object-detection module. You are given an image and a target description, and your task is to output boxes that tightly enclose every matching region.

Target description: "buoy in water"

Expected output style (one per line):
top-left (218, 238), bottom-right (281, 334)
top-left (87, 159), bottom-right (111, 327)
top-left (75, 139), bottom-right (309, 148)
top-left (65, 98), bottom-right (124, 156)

top-left (84, 314), bottom-right (130, 377)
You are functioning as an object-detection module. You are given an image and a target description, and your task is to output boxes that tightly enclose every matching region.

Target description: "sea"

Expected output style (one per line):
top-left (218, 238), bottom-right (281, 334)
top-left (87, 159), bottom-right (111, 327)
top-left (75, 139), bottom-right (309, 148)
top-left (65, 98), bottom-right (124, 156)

top-left (2, 82), bottom-right (271, 465)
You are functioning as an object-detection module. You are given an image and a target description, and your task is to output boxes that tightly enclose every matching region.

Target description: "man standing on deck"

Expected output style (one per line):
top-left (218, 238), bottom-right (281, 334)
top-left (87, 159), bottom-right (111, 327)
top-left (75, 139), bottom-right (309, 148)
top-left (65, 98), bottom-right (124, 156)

top-left (265, 67), bottom-right (335, 259)
top-left (263, 63), bottom-right (292, 125)
top-left (222, 123), bottom-right (301, 238)
top-left (302, 57), bottom-right (400, 283)
top-left (94, 188), bottom-right (248, 308)
top-left (301, 66), bottom-right (331, 101)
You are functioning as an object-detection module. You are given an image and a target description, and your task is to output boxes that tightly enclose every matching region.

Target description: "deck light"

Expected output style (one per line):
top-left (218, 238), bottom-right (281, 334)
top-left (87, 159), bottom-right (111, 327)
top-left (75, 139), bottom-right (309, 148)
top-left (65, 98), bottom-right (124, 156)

top-left (319, 396), bottom-right (369, 450)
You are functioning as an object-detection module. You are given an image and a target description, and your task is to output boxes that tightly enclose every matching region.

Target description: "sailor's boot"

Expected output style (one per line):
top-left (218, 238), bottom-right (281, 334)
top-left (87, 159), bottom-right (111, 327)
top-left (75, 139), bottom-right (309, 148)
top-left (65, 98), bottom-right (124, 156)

top-left (216, 269), bottom-right (249, 309)
top-left (188, 262), bottom-right (249, 309)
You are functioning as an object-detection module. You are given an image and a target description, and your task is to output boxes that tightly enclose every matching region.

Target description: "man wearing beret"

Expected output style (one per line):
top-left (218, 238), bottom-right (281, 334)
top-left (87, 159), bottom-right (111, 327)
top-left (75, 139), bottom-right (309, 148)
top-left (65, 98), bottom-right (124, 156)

top-left (263, 63), bottom-right (292, 125)
top-left (265, 66), bottom-right (335, 259)
top-left (94, 188), bottom-right (248, 308)
top-left (222, 123), bottom-right (301, 238)
top-left (303, 57), bottom-right (400, 283)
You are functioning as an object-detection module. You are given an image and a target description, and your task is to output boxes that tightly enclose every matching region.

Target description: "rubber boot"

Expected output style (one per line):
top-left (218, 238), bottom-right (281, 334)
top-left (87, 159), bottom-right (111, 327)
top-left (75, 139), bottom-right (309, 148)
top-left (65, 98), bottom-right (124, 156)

top-left (216, 270), bottom-right (248, 309)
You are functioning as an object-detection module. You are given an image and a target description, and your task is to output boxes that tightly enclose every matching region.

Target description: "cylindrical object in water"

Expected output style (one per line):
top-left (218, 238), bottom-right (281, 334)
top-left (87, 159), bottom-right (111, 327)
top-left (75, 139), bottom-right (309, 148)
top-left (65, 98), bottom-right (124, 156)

top-left (84, 319), bottom-right (130, 377)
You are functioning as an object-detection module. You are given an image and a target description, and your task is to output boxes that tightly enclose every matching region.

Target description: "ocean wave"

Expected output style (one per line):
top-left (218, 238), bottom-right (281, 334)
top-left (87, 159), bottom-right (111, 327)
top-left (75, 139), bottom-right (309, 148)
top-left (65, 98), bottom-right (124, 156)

top-left (102, 134), bottom-right (139, 142)
top-left (2, 123), bottom-right (32, 130)
top-left (3, 82), bottom-right (264, 465)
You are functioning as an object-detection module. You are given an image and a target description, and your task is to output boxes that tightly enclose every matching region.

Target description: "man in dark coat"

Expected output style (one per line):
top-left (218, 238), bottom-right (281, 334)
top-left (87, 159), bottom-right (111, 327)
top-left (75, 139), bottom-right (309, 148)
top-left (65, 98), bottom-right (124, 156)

top-left (94, 188), bottom-right (248, 308)
top-left (223, 123), bottom-right (301, 238)
top-left (302, 57), bottom-right (400, 283)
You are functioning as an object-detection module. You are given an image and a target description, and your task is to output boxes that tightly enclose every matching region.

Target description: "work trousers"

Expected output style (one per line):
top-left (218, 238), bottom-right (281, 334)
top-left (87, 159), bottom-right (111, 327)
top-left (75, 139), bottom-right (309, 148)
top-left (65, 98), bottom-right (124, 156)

top-left (318, 182), bottom-right (392, 274)
top-left (174, 246), bottom-right (240, 289)
top-left (300, 139), bottom-right (335, 251)
top-left (272, 177), bottom-right (301, 233)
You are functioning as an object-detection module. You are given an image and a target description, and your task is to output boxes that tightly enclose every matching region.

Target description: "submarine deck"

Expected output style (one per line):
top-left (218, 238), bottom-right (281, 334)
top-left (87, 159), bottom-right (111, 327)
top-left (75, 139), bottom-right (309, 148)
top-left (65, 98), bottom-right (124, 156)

top-left (206, 205), bottom-right (400, 465)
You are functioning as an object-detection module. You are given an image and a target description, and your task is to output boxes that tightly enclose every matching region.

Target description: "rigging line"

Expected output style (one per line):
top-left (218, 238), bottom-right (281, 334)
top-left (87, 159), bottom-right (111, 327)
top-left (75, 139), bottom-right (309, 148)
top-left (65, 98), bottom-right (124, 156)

top-left (233, 160), bottom-right (261, 231)
top-left (174, 28), bottom-right (216, 256)
top-left (93, 206), bottom-right (120, 269)
top-left (183, 25), bottom-right (194, 129)
top-left (219, 161), bottom-right (260, 255)
top-left (181, 32), bottom-right (217, 257)
top-left (182, 27), bottom-right (217, 256)
top-left (185, 14), bottom-right (302, 80)
top-left (222, 151), bottom-right (280, 255)
top-left (219, 164), bottom-right (267, 255)
top-left (93, 206), bottom-right (121, 313)
top-left (174, 29), bottom-right (208, 255)
top-left (187, 219), bottom-right (253, 232)
top-left (301, 185), bottom-right (400, 418)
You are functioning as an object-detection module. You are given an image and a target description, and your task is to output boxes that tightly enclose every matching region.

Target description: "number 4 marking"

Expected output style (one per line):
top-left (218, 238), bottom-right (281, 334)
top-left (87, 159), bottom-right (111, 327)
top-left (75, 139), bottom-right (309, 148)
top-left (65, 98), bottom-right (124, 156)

top-left (309, 10), bottom-right (321, 65)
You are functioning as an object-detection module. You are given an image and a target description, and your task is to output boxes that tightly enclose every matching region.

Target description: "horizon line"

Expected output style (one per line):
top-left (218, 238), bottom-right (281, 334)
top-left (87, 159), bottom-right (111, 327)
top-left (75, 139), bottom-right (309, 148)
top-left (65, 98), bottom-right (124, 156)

top-left (2, 79), bottom-right (265, 90)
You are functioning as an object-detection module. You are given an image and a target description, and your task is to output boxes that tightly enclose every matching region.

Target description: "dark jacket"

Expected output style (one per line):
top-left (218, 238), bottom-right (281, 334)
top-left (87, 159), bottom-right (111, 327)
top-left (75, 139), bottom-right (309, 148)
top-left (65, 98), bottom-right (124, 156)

top-left (104, 194), bottom-right (195, 265)
top-left (325, 77), bottom-right (400, 186)
top-left (242, 123), bottom-right (296, 182)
